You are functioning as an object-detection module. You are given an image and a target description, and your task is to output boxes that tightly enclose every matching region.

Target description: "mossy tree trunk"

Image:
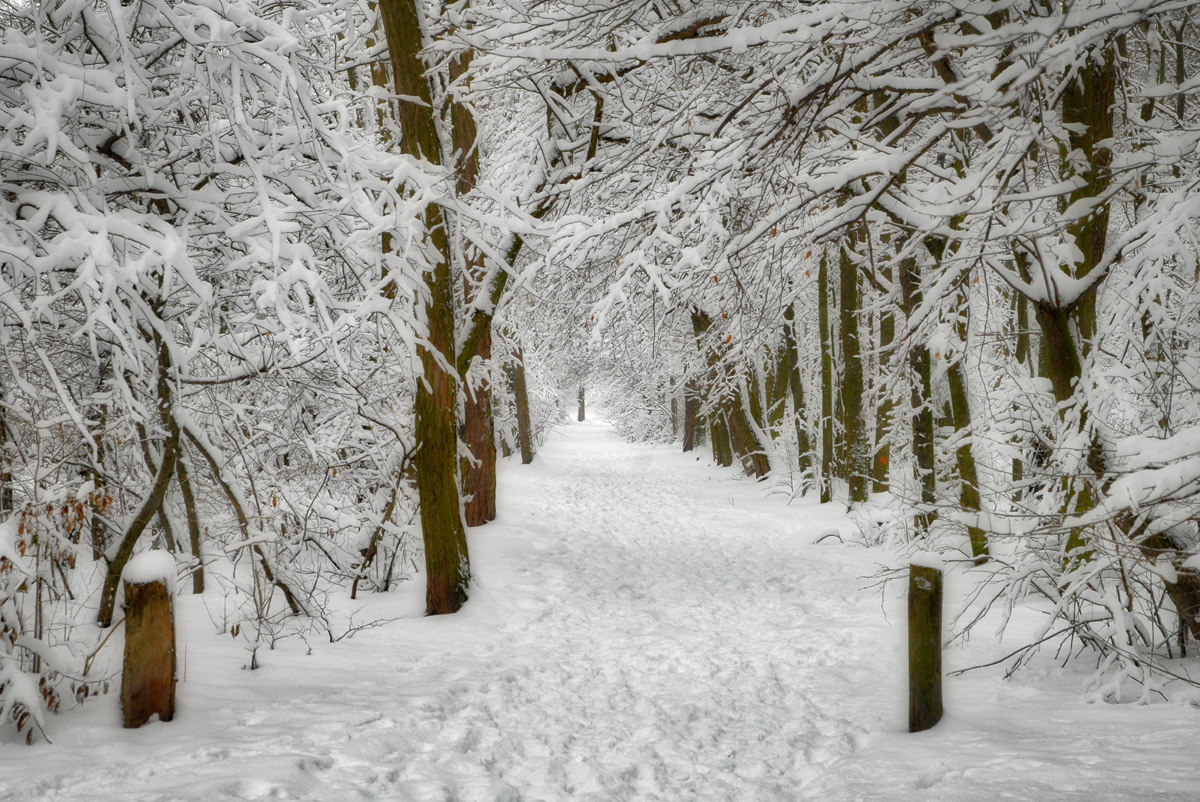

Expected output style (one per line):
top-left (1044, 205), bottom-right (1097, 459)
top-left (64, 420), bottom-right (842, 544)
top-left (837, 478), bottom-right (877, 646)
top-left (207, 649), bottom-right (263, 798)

top-left (710, 412), bottom-right (733, 468)
top-left (727, 380), bottom-right (769, 479)
top-left (691, 310), bottom-right (767, 478)
top-left (379, 0), bottom-right (470, 615)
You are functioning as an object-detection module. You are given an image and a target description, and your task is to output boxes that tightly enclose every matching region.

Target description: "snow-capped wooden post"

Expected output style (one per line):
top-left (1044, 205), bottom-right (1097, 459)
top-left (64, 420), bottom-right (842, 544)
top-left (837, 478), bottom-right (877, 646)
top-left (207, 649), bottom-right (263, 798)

top-left (908, 556), bottom-right (943, 733)
top-left (121, 551), bottom-right (177, 728)
top-left (577, 386), bottom-right (586, 422)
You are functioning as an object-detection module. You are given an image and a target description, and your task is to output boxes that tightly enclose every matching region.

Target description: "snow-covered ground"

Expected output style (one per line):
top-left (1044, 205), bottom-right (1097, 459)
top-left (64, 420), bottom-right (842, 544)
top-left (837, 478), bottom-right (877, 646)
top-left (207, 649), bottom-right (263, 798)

top-left (2, 419), bottom-right (1196, 800)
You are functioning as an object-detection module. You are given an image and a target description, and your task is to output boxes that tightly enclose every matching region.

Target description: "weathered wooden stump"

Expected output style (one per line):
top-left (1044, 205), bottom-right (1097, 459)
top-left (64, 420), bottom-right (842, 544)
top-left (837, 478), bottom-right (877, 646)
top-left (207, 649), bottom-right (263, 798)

top-left (908, 561), bottom-right (943, 733)
top-left (121, 551), bottom-right (177, 728)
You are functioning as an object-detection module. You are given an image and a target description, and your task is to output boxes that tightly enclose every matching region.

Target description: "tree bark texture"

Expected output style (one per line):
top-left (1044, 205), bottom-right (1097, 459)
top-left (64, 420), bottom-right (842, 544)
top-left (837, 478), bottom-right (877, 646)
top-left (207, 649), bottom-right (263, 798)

top-left (0, 393), bottom-right (12, 516)
top-left (121, 577), bottom-right (176, 728)
top-left (461, 326), bottom-right (497, 526)
top-left (174, 454), bottom-right (205, 593)
top-left (782, 302), bottom-right (813, 483)
top-left (690, 310), bottom-right (767, 478)
top-left (449, 32), bottom-right (496, 528)
top-left (839, 234), bottom-right (868, 503)
top-left (947, 357), bottom-right (988, 563)
top-left (898, 256), bottom-right (936, 531)
top-left (379, 0), bottom-right (470, 615)
top-left (908, 564), bottom-right (943, 733)
top-left (710, 412), bottom-right (733, 468)
top-left (872, 269), bottom-right (894, 494)
top-left (98, 337), bottom-right (179, 628)
top-left (508, 345), bottom-right (535, 464)
top-left (818, 253), bottom-right (834, 503)
top-left (682, 378), bottom-right (700, 453)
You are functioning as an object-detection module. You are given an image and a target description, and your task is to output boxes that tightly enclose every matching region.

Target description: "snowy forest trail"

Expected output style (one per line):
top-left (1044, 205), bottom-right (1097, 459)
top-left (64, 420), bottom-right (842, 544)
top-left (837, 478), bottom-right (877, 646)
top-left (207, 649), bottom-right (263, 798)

top-left (5, 420), bottom-right (1198, 801)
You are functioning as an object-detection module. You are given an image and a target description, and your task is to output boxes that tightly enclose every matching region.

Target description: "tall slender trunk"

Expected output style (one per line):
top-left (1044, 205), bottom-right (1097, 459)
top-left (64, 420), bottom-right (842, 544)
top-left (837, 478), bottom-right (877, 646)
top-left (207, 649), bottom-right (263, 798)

top-left (840, 230), bottom-right (868, 503)
top-left (818, 253), bottom-right (835, 503)
top-left (1041, 45), bottom-right (1115, 563)
top-left (507, 345), bottom-right (535, 464)
top-left (175, 452), bottom-right (204, 593)
top-left (898, 256), bottom-right (936, 531)
top-left (682, 379), bottom-right (700, 453)
top-left (0, 386), bottom-right (13, 517)
top-left (944, 291), bottom-right (988, 562)
top-left (872, 267), bottom-right (894, 493)
top-left (782, 302), bottom-right (813, 484)
top-left (98, 335), bottom-right (179, 628)
top-left (669, 377), bottom-right (679, 441)
top-left (379, 0), bottom-right (470, 615)
top-left (449, 30), bottom-right (496, 528)
top-left (461, 326), bottom-right (496, 526)
top-left (1012, 282), bottom-right (1031, 490)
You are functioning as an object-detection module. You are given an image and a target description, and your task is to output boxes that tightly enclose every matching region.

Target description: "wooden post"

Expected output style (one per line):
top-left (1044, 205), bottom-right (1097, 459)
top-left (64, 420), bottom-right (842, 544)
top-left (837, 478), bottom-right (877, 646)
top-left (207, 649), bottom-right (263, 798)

top-left (122, 552), bottom-right (177, 728)
top-left (908, 562), bottom-right (943, 732)
top-left (577, 386), bottom-right (586, 422)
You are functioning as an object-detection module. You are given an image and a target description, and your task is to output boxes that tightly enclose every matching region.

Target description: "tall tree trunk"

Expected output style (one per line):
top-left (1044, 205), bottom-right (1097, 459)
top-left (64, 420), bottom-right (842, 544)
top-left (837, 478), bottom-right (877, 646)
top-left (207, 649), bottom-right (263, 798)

top-left (461, 327), bottom-right (497, 526)
top-left (1012, 282), bottom-right (1031, 490)
top-left (710, 412), bottom-right (733, 468)
top-left (872, 268), bottom-right (894, 493)
top-left (840, 230), bottom-right (868, 503)
top-left (818, 253), bottom-right (835, 503)
top-left (691, 310), bottom-right (767, 477)
top-left (379, 0), bottom-right (470, 615)
top-left (782, 301), bottom-right (813, 485)
top-left (0, 387), bottom-right (12, 517)
top-left (1043, 44), bottom-right (1115, 562)
top-left (507, 345), bottom-right (535, 465)
top-left (670, 378), bottom-right (679, 441)
top-left (98, 336), bottom-right (179, 628)
top-left (449, 28), bottom-right (496, 528)
top-left (682, 379), bottom-right (700, 453)
top-left (898, 256), bottom-right (936, 532)
top-left (947, 357), bottom-right (988, 562)
top-left (727, 380), bottom-right (770, 479)
top-left (944, 292), bottom-right (988, 562)
top-left (175, 452), bottom-right (204, 593)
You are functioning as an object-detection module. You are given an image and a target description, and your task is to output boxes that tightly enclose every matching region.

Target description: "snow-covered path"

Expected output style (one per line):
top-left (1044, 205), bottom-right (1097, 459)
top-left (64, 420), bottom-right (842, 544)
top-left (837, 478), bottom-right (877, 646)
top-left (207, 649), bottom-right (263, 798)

top-left (399, 421), bottom-right (878, 799)
top-left (4, 419), bottom-right (1198, 800)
